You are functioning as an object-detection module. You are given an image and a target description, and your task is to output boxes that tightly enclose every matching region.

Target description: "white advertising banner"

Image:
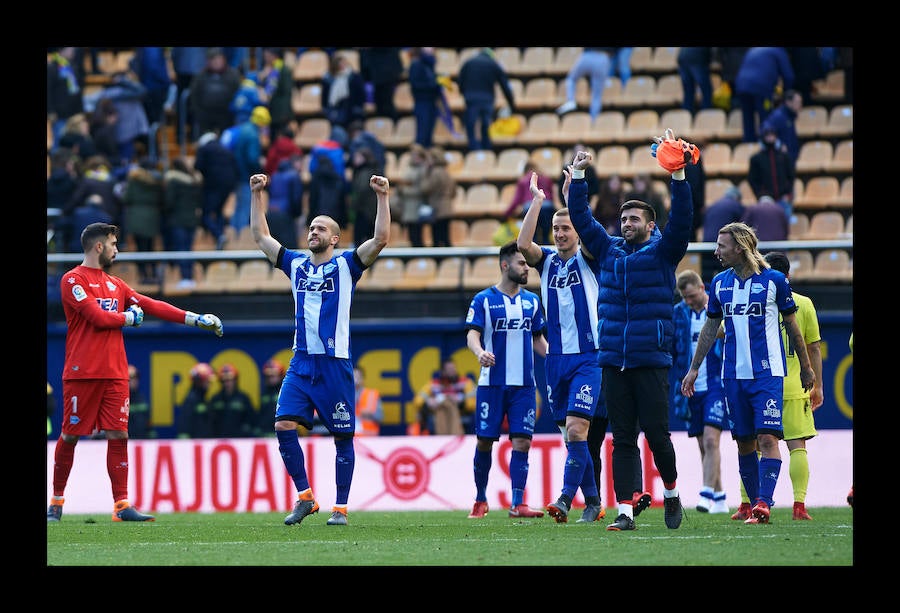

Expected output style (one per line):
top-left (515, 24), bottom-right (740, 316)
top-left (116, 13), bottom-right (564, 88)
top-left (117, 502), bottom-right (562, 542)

top-left (47, 432), bottom-right (853, 514)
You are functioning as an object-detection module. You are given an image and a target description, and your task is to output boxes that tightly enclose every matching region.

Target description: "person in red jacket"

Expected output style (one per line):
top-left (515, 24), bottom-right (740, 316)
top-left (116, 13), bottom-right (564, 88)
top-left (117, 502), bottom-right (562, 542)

top-left (48, 222), bottom-right (223, 523)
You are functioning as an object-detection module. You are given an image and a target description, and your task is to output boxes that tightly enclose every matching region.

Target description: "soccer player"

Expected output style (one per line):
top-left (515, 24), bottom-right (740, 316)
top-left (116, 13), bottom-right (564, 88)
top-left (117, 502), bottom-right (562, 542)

top-left (682, 223), bottom-right (815, 525)
top-left (465, 241), bottom-right (548, 519)
top-left (48, 222), bottom-right (223, 522)
top-left (670, 270), bottom-right (731, 514)
top-left (517, 172), bottom-right (607, 524)
top-left (764, 251), bottom-right (823, 520)
top-left (566, 131), bottom-right (697, 531)
top-left (248, 171), bottom-right (391, 527)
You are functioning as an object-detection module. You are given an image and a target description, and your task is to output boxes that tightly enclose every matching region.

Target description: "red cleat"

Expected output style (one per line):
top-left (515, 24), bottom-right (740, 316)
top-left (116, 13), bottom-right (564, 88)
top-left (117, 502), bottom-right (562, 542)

top-left (744, 500), bottom-right (770, 524)
top-left (467, 501), bottom-right (489, 518)
top-left (792, 501), bottom-right (813, 520)
top-left (508, 504), bottom-right (545, 518)
top-left (731, 502), bottom-right (752, 521)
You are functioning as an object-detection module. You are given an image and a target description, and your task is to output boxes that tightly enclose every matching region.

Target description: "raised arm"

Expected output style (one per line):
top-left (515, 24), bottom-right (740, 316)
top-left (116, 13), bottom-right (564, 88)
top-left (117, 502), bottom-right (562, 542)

top-left (516, 172), bottom-right (545, 266)
top-left (249, 173), bottom-right (282, 264)
top-left (356, 175), bottom-right (391, 267)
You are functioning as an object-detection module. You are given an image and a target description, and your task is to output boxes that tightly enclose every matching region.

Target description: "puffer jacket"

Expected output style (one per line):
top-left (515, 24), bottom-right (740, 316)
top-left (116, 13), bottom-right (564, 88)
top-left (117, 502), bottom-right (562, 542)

top-left (568, 176), bottom-right (693, 369)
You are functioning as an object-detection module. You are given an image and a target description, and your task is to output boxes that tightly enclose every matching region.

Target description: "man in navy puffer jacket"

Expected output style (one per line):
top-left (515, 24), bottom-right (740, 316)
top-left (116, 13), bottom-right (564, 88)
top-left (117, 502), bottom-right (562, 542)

top-left (565, 130), bottom-right (697, 531)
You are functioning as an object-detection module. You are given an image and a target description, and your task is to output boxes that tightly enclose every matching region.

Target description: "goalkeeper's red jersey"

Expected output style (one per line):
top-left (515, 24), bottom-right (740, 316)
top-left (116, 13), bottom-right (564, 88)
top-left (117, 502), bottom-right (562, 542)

top-left (60, 265), bottom-right (186, 381)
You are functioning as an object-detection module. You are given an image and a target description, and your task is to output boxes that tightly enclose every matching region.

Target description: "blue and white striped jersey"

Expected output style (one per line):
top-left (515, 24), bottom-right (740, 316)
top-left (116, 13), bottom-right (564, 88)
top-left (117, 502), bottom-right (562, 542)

top-left (277, 248), bottom-right (364, 359)
top-left (690, 308), bottom-right (722, 392)
top-left (707, 267), bottom-right (797, 380)
top-left (536, 246), bottom-right (601, 355)
top-left (465, 286), bottom-right (546, 387)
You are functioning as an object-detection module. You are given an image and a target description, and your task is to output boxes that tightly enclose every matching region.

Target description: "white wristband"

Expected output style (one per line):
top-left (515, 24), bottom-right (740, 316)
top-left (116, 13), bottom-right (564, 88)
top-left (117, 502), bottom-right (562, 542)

top-left (572, 169), bottom-right (585, 180)
top-left (185, 311), bottom-right (199, 327)
top-left (672, 169), bottom-right (685, 180)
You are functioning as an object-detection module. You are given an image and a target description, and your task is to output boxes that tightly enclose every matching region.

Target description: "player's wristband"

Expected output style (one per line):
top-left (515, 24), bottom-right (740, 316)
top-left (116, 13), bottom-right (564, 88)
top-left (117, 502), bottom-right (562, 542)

top-left (572, 169), bottom-right (585, 180)
top-left (672, 169), bottom-right (685, 180)
top-left (185, 311), bottom-right (201, 327)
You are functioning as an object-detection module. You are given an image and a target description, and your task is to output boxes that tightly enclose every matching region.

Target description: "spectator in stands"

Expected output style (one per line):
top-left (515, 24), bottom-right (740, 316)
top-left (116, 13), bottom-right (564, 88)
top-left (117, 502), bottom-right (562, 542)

top-left (556, 48), bottom-right (614, 121)
top-left (47, 47), bottom-right (86, 148)
top-left (506, 162), bottom-right (555, 245)
top-left (734, 47), bottom-right (795, 143)
top-left (65, 154), bottom-right (121, 229)
top-left (422, 146), bottom-right (458, 247)
top-left (677, 47), bottom-right (713, 114)
top-left (407, 47), bottom-right (443, 148)
top-left (194, 130), bottom-right (239, 248)
top-left (360, 47), bottom-right (405, 122)
top-left (171, 47), bottom-right (207, 142)
top-left (88, 100), bottom-right (121, 165)
top-left (712, 48), bottom-right (748, 110)
top-left (189, 47), bottom-right (243, 136)
top-left (163, 157), bottom-right (203, 289)
top-left (58, 113), bottom-right (98, 161)
top-left (69, 194), bottom-right (114, 253)
top-left (308, 144), bottom-right (349, 230)
top-left (94, 71), bottom-right (152, 167)
top-left (210, 363), bottom-right (256, 438)
top-left (611, 47), bottom-right (633, 86)
top-left (742, 195), bottom-right (789, 242)
top-left (130, 47), bottom-right (175, 127)
top-left (264, 123), bottom-right (303, 177)
top-left (257, 47), bottom-right (294, 138)
top-left (354, 365), bottom-right (384, 436)
top-left (593, 173), bottom-right (625, 236)
top-left (684, 139), bottom-right (707, 236)
top-left (120, 157), bottom-right (165, 284)
top-left (127, 364), bottom-right (155, 439)
top-left (760, 89), bottom-right (803, 168)
top-left (413, 359), bottom-right (476, 435)
top-left (701, 186), bottom-right (744, 280)
top-left (397, 143), bottom-right (431, 247)
top-left (47, 148), bottom-right (80, 217)
top-left (458, 48), bottom-right (516, 150)
top-left (321, 52), bottom-right (367, 130)
top-left (256, 358), bottom-right (286, 437)
top-left (308, 124), bottom-right (348, 180)
top-left (267, 155), bottom-right (305, 248)
top-left (624, 173), bottom-right (668, 230)
top-left (347, 120), bottom-right (387, 175)
top-left (348, 147), bottom-right (382, 249)
top-left (229, 74), bottom-right (264, 125)
top-left (786, 48), bottom-right (827, 105)
top-left (228, 106), bottom-right (271, 234)
top-left (748, 125), bottom-right (796, 217)
top-left (176, 362), bottom-right (215, 439)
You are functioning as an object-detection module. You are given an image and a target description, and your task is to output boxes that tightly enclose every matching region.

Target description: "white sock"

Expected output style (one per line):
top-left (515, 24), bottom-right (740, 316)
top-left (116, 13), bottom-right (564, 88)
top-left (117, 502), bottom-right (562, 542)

top-left (617, 502), bottom-right (634, 519)
top-left (664, 487), bottom-right (679, 498)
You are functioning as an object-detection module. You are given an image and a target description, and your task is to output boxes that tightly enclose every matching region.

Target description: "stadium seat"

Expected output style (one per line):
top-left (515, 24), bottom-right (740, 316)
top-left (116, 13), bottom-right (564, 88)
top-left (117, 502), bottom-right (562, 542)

top-left (529, 146), bottom-right (562, 177)
top-left (705, 178), bottom-right (735, 204)
top-left (794, 176), bottom-right (840, 209)
top-left (518, 112), bottom-right (561, 146)
top-left (434, 48), bottom-right (461, 77)
top-left (518, 47), bottom-right (555, 76)
top-left (291, 83), bottom-right (323, 116)
top-left (701, 142), bottom-right (733, 176)
top-left (658, 109), bottom-right (693, 140)
top-left (843, 213), bottom-right (853, 237)
top-left (738, 180), bottom-right (755, 204)
top-left (812, 249), bottom-right (852, 282)
top-left (383, 115), bottom-right (416, 148)
top-left (795, 140), bottom-right (833, 174)
top-left (622, 109), bottom-right (660, 143)
top-left (492, 47), bottom-right (523, 75)
top-left (811, 69), bottom-right (845, 103)
top-left (721, 108), bottom-right (744, 140)
top-left (395, 256), bottom-right (438, 290)
top-left (490, 148), bottom-right (529, 182)
top-left (593, 145), bottom-right (631, 178)
top-left (652, 74), bottom-right (683, 106)
top-left (393, 81), bottom-right (414, 113)
top-left (457, 183), bottom-right (502, 218)
top-left (822, 104), bottom-right (853, 137)
top-left (292, 49), bottom-right (330, 81)
top-left (194, 261), bottom-right (238, 293)
top-left (629, 145), bottom-right (667, 178)
top-left (805, 211), bottom-right (845, 240)
top-left (628, 47), bottom-right (654, 73)
top-left (795, 105), bottom-right (829, 138)
top-left (620, 75), bottom-right (657, 107)
top-left (676, 252), bottom-right (701, 276)
top-left (517, 77), bottom-right (555, 110)
top-left (233, 260), bottom-right (273, 293)
top-left (556, 111), bottom-right (593, 145)
top-left (462, 218), bottom-right (502, 246)
top-left (364, 117), bottom-right (395, 145)
top-left (389, 222), bottom-right (410, 247)
top-left (786, 249), bottom-right (815, 281)
top-left (456, 149), bottom-right (497, 183)
top-left (589, 110), bottom-right (626, 144)
top-left (441, 149), bottom-right (465, 178)
top-left (432, 113), bottom-right (466, 146)
top-left (729, 141), bottom-right (758, 175)
top-left (463, 255), bottom-right (500, 290)
top-left (552, 47), bottom-right (583, 75)
top-left (296, 118), bottom-right (331, 149)
top-left (834, 177), bottom-right (853, 207)
top-left (828, 139), bottom-right (853, 173)
top-left (649, 47), bottom-right (679, 73)
top-left (788, 212), bottom-right (810, 240)
top-left (448, 219), bottom-right (469, 246)
top-left (361, 257), bottom-right (406, 290)
top-left (691, 108), bottom-right (727, 141)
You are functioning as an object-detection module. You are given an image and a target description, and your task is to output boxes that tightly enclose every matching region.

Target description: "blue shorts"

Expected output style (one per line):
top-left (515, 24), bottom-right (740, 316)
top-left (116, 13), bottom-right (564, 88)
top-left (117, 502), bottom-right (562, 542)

top-left (276, 354), bottom-right (355, 436)
top-left (724, 377), bottom-right (784, 442)
top-left (686, 387), bottom-right (730, 437)
top-left (474, 385), bottom-right (538, 440)
top-left (545, 351), bottom-right (603, 424)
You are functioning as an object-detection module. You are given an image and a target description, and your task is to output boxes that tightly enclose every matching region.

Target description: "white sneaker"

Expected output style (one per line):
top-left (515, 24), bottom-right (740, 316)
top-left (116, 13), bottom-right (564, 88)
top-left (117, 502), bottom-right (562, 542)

top-left (695, 496), bottom-right (712, 513)
top-left (556, 100), bottom-right (577, 115)
top-left (709, 499), bottom-right (730, 514)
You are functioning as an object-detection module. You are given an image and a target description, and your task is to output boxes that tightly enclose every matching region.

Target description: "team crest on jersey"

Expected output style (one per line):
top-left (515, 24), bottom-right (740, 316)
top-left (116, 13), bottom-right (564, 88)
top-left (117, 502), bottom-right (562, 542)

top-left (72, 284), bottom-right (88, 302)
top-left (751, 282), bottom-right (766, 294)
top-left (333, 401), bottom-right (351, 422)
top-left (106, 280), bottom-right (117, 291)
top-left (522, 298), bottom-right (534, 310)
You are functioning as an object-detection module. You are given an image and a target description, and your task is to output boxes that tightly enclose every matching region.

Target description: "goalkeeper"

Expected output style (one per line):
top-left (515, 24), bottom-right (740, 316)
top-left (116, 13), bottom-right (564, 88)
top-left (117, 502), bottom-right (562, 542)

top-left (563, 129), bottom-right (699, 531)
top-left (48, 222), bottom-right (223, 523)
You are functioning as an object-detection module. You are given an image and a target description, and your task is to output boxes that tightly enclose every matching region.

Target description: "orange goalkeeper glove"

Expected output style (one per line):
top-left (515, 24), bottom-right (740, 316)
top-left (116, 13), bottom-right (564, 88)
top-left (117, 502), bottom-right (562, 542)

top-left (651, 129), bottom-right (700, 173)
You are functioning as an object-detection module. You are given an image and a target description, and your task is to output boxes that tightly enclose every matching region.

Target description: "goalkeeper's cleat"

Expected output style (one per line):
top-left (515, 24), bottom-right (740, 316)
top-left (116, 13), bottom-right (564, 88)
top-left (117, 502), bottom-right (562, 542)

top-left (47, 497), bottom-right (64, 522)
top-left (792, 502), bottom-right (813, 520)
top-left (744, 500), bottom-right (770, 524)
top-left (284, 495), bottom-right (319, 525)
top-left (326, 507), bottom-right (348, 526)
top-left (606, 513), bottom-right (636, 531)
top-left (467, 500), bottom-right (489, 518)
top-left (112, 500), bottom-right (155, 522)
top-left (575, 504), bottom-right (606, 523)
top-left (546, 497), bottom-right (571, 523)
top-left (731, 502), bottom-right (752, 521)
top-left (508, 504), bottom-right (544, 518)
top-left (632, 491), bottom-right (652, 517)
